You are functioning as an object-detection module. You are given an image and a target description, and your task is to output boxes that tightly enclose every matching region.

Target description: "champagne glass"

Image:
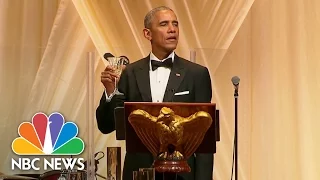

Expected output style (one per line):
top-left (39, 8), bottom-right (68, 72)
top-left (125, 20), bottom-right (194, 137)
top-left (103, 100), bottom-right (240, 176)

top-left (139, 168), bottom-right (155, 180)
top-left (133, 170), bottom-right (149, 180)
top-left (107, 56), bottom-right (125, 95)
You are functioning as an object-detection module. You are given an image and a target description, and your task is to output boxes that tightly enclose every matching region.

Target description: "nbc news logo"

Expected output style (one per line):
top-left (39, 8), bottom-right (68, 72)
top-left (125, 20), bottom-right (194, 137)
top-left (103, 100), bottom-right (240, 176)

top-left (11, 112), bottom-right (85, 170)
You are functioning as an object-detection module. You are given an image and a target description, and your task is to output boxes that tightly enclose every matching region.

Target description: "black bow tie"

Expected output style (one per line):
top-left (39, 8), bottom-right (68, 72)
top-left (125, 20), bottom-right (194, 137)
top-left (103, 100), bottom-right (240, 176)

top-left (151, 58), bottom-right (173, 71)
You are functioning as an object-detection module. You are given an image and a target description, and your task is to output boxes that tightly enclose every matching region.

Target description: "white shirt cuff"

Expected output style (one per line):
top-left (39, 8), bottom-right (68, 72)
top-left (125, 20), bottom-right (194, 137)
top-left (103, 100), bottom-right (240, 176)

top-left (104, 89), bottom-right (115, 102)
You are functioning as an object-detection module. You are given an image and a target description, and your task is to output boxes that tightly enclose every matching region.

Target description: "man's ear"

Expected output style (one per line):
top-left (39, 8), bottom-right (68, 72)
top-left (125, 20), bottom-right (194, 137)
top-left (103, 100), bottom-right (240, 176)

top-left (143, 28), bottom-right (152, 41)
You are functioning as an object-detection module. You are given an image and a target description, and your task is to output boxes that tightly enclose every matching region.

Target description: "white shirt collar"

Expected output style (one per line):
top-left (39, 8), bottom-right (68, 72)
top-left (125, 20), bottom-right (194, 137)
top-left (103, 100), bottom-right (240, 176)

top-left (149, 51), bottom-right (175, 62)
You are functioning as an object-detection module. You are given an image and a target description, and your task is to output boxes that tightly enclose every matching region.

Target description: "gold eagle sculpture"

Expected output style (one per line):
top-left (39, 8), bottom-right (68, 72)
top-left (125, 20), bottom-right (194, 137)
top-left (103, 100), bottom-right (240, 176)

top-left (128, 107), bottom-right (212, 161)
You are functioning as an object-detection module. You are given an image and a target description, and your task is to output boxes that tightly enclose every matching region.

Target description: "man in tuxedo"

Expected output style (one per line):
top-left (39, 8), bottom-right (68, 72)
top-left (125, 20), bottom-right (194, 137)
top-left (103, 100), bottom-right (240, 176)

top-left (96, 6), bottom-right (214, 180)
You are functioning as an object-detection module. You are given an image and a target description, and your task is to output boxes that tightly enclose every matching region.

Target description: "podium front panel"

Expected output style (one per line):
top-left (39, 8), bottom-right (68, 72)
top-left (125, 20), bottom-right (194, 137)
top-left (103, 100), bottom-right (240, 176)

top-left (124, 102), bottom-right (216, 154)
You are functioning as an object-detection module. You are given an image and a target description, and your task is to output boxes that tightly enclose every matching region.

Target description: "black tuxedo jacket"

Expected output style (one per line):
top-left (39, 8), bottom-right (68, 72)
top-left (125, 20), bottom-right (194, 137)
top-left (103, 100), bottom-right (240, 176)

top-left (96, 54), bottom-right (213, 180)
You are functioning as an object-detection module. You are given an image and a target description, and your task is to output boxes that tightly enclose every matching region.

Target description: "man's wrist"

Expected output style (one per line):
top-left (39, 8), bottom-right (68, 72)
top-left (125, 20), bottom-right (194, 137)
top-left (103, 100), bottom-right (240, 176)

top-left (104, 88), bottom-right (116, 102)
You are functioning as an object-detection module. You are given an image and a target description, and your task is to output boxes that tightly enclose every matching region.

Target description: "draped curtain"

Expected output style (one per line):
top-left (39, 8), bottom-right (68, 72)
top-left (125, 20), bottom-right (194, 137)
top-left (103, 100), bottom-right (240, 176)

top-left (1, 0), bottom-right (319, 179)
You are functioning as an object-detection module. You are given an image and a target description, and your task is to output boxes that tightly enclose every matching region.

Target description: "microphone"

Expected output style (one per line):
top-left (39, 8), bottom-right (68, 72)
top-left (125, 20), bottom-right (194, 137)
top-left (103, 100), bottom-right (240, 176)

top-left (231, 75), bottom-right (240, 180)
top-left (231, 76), bottom-right (240, 89)
top-left (231, 76), bottom-right (240, 97)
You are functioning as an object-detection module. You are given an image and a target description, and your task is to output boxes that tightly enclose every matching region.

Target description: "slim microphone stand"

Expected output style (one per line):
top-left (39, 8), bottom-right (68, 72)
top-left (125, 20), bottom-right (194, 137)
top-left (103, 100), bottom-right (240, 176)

top-left (234, 88), bottom-right (239, 180)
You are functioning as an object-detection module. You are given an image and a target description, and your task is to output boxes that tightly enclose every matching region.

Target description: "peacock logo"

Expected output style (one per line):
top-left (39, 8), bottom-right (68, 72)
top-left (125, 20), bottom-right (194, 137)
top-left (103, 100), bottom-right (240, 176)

top-left (12, 112), bottom-right (84, 155)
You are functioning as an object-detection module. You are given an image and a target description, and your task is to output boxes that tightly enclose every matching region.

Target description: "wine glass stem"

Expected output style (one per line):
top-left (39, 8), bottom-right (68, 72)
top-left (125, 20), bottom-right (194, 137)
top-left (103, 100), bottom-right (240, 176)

top-left (114, 77), bottom-right (117, 92)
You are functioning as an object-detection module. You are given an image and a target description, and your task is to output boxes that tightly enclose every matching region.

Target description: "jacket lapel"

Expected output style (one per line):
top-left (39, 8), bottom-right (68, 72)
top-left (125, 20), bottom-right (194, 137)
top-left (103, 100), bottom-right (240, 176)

top-left (162, 55), bottom-right (186, 102)
top-left (134, 56), bottom-right (152, 102)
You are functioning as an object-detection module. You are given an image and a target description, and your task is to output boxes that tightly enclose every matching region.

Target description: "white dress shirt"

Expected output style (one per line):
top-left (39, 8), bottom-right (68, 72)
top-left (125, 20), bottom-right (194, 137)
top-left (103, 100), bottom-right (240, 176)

top-left (104, 52), bottom-right (174, 102)
top-left (149, 52), bottom-right (174, 102)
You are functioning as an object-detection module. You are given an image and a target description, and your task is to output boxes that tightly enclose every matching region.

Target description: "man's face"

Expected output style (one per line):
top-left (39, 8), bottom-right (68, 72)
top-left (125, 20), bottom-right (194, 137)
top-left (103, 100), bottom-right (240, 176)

top-left (145, 10), bottom-right (179, 55)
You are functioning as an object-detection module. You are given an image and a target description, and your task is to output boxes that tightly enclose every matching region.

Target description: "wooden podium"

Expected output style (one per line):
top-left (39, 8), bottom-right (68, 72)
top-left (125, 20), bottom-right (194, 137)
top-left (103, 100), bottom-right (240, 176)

top-left (121, 102), bottom-right (219, 177)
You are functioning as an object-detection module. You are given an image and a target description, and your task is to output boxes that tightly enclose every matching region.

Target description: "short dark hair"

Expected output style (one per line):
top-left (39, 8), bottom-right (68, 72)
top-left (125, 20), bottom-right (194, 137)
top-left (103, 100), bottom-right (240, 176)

top-left (144, 6), bottom-right (173, 28)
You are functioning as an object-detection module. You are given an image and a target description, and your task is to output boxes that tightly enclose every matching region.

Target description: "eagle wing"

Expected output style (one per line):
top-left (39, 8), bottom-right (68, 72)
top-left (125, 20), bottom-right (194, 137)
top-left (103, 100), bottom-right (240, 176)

top-left (179, 111), bottom-right (213, 158)
top-left (128, 109), bottom-right (160, 156)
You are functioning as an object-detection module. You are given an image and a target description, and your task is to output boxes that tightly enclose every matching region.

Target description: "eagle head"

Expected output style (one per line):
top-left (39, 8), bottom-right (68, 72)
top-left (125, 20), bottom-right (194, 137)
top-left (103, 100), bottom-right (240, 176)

top-left (157, 107), bottom-right (175, 125)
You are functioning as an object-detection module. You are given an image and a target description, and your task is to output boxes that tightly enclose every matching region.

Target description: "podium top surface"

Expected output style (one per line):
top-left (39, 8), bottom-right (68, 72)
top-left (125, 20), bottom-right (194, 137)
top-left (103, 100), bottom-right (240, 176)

top-left (125, 102), bottom-right (215, 116)
top-left (124, 102), bottom-right (215, 106)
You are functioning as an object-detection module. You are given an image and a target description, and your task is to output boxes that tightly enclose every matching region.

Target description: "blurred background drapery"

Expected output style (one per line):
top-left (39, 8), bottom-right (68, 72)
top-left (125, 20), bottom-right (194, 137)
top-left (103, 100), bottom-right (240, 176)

top-left (1, 0), bottom-right (319, 179)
